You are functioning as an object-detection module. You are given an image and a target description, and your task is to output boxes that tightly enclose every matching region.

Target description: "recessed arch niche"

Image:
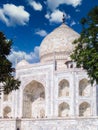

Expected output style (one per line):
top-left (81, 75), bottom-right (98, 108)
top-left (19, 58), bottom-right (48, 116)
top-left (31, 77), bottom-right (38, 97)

top-left (79, 102), bottom-right (91, 117)
top-left (58, 102), bottom-right (70, 117)
top-left (23, 80), bottom-right (45, 118)
top-left (79, 78), bottom-right (91, 97)
top-left (3, 106), bottom-right (11, 118)
top-left (59, 79), bottom-right (69, 97)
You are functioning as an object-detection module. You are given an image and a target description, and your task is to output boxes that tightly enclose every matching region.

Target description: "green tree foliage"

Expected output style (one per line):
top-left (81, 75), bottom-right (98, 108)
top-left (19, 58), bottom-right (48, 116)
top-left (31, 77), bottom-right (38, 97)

top-left (0, 32), bottom-right (20, 94)
top-left (71, 6), bottom-right (98, 84)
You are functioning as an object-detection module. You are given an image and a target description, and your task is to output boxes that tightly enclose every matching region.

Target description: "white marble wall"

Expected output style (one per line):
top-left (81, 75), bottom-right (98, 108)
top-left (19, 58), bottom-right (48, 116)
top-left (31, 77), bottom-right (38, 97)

top-left (16, 63), bottom-right (54, 118)
top-left (0, 62), bottom-right (98, 130)
top-left (0, 118), bottom-right (98, 130)
top-left (20, 118), bottom-right (98, 130)
top-left (0, 62), bottom-right (98, 118)
top-left (0, 119), bottom-right (16, 130)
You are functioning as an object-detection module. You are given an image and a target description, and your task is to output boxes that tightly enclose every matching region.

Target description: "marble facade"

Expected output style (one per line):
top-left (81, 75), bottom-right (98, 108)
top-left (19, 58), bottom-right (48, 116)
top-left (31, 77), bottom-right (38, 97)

top-left (0, 23), bottom-right (98, 130)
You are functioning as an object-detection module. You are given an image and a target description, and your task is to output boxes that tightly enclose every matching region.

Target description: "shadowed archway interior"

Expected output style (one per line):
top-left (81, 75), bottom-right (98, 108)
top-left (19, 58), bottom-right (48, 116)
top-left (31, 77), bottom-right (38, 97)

top-left (23, 80), bottom-right (45, 118)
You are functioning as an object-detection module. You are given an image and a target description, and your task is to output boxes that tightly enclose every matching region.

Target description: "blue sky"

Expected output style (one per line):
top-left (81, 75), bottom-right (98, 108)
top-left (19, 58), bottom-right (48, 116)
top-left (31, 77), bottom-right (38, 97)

top-left (0, 0), bottom-right (98, 65)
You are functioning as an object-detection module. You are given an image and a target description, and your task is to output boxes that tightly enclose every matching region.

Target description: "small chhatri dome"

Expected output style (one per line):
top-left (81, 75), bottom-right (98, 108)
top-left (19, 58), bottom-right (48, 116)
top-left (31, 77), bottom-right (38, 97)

top-left (40, 23), bottom-right (80, 63)
top-left (16, 60), bottom-right (29, 69)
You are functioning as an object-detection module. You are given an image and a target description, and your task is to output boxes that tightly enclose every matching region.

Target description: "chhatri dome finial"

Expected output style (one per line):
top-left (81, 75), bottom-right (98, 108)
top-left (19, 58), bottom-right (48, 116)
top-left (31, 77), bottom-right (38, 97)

top-left (62, 13), bottom-right (65, 23)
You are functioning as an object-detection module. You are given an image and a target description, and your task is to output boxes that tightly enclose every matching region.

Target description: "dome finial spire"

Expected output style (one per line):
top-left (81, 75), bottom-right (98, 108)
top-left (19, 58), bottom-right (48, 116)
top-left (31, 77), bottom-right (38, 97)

top-left (62, 13), bottom-right (65, 23)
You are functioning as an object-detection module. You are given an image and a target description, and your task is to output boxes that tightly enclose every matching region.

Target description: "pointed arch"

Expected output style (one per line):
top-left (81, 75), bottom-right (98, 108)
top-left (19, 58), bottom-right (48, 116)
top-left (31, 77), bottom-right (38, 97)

top-left (79, 78), bottom-right (91, 96)
top-left (3, 106), bottom-right (11, 118)
top-left (59, 79), bottom-right (69, 97)
top-left (23, 80), bottom-right (45, 118)
top-left (79, 102), bottom-right (91, 116)
top-left (58, 102), bottom-right (70, 117)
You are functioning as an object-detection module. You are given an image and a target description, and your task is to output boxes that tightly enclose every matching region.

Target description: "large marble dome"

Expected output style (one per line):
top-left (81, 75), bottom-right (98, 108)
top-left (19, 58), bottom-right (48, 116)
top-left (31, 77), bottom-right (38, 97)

top-left (40, 23), bottom-right (80, 63)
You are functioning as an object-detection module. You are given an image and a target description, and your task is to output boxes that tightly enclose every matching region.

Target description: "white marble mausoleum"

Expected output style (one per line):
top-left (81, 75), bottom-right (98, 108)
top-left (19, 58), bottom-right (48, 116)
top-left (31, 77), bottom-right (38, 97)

top-left (0, 23), bottom-right (98, 130)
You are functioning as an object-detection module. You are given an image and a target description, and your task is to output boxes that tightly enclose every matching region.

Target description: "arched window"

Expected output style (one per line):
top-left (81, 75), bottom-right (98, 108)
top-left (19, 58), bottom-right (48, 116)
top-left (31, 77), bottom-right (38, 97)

top-left (79, 79), bottom-right (90, 96)
top-left (79, 102), bottom-right (91, 117)
top-left (59, 79), bottom-right (69, 97)
top-left (23, 80), bottom-right (45, 118)
top-left (3, 106), bottom-right (11, 118)
top-left (58, 102), bottom-right (70, 117)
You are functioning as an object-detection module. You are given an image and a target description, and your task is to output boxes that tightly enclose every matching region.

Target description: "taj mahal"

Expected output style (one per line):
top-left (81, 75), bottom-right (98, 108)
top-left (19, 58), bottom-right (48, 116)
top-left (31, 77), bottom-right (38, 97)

top-left (0, 22), bottom-right (98, 130)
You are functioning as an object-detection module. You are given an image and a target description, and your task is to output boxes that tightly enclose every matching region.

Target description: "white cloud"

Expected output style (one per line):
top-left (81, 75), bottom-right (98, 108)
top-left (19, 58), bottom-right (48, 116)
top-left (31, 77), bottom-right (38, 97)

top-left (8, 46), bottom-right (40, 66)
top-left (35, 29), bottom-right (48, 37)
top-left (45, 13), bottom-right (50, 19)
top-left (0, 4), bottom-right (30, 26)
top-left (70, 20), bottom-right (76, 26)
top-left (45, 10), bottom-right (70, 23)
top-left (47, 0), bottom-right (82, 11)
top-left (28, 1), bottom-right (43, 11)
